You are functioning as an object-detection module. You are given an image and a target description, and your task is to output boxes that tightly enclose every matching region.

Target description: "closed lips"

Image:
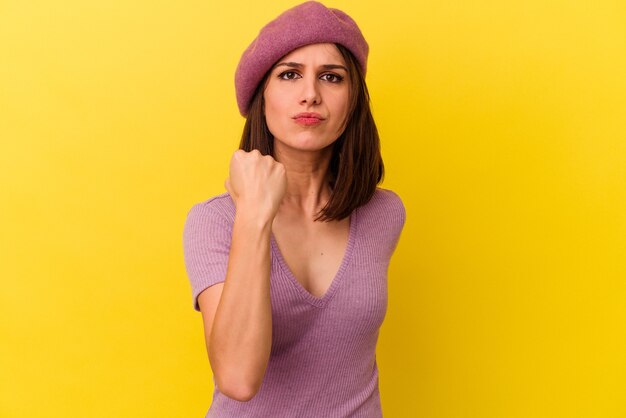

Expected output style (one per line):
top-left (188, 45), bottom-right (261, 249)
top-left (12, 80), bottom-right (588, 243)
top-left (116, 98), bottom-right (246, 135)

top-left (293, 113), bottom-right (325, 120)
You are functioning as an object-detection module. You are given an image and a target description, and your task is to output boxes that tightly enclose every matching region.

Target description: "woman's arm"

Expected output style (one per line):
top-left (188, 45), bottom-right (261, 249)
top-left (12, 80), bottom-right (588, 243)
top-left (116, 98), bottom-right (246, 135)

top-left (198, 149), bottom-right (286, 402)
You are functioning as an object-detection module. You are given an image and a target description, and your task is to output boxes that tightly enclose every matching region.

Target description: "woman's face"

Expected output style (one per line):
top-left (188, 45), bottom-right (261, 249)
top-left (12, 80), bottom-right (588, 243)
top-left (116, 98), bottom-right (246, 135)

top-left (263, 43), bottom-right (350, 154)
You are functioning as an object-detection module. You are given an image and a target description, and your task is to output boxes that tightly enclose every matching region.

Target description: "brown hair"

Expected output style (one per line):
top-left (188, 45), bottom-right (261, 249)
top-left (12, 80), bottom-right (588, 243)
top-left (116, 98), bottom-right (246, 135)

top-left (239, 43), bottom-right (384, 221)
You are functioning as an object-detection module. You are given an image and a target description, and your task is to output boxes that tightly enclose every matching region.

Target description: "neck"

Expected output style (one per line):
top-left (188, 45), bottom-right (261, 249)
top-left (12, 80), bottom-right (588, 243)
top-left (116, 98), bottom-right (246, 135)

top-left (273, 142), bottom-right (333, 216)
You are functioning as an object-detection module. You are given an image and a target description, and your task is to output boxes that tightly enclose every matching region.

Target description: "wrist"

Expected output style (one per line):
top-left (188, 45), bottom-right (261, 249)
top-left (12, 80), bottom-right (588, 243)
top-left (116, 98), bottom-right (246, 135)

top-left (233, 209), bottom-right (274, 233)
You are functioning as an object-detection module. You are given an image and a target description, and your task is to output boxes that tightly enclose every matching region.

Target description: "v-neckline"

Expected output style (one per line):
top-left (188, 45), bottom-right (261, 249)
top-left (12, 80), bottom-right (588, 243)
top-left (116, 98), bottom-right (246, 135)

top-left (269, 208), bottom-right (358, 308)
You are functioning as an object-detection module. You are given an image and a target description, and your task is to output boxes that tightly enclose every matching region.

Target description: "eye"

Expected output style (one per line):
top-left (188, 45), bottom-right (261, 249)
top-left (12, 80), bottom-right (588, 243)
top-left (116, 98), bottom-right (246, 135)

top-left (321, 73), bottom-right (344, 83)
top-left (278, 71), bottom-right (300, 80)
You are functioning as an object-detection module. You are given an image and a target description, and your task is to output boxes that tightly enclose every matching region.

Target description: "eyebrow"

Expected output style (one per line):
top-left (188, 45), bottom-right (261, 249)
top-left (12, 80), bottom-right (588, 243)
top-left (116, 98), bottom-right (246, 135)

top-left (274, 62), bottom-right (348, 72)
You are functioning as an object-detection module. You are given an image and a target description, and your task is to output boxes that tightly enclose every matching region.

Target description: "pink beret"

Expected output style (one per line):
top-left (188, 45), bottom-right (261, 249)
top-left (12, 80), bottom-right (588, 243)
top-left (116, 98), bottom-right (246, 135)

top-left (234, 1), bottom-right (369, 117)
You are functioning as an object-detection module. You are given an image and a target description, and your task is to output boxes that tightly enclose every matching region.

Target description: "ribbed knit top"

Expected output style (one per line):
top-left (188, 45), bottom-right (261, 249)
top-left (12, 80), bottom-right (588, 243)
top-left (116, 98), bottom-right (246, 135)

top-left (182, 188), bottom-right (406, 417)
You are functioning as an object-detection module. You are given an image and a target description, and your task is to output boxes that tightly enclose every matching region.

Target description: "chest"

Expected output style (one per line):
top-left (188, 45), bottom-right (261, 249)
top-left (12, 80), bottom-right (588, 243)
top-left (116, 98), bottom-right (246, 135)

top-left (271, 215), bottom-right (350, 298)
top-left (268, 223), bottom-right (391, 352)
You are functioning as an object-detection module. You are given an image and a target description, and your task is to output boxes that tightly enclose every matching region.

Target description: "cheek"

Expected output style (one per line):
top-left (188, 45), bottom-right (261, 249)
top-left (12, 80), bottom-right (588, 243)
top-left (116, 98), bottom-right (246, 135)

top-left (330, 88), bottom-right (350, 113)
top-left (331, 96), bottom-right (351, 132)
top-left (263, 93), bottom-right (276, 127)
top-left (263, 101), bottom-right (286, 138)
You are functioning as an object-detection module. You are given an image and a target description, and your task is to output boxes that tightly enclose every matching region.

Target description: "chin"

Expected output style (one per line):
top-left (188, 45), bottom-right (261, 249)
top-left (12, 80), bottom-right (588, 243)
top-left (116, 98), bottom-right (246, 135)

top-left (277, 134), bottom-right (336, 153)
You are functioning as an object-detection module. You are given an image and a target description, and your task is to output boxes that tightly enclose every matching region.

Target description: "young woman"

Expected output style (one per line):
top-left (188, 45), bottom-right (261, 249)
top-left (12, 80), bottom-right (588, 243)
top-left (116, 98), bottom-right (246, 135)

top-left (183, 2), bottom-right (405, 416)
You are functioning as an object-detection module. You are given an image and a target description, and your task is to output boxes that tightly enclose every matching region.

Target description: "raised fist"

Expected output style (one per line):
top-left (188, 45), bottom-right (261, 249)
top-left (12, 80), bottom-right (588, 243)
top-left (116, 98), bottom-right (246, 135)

top-left (225, 149), bottom-right (287, 222)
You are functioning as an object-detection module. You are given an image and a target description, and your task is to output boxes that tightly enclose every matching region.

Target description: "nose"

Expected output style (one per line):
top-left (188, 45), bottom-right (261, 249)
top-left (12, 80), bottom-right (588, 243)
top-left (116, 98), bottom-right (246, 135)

top-left (300, 76), bottom-right (321, 106)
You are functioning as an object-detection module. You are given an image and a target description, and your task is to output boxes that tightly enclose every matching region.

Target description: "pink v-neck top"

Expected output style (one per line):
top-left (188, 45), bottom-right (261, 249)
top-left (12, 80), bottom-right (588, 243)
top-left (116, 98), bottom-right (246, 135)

top-left (182, 188), bottom-right (406, 417)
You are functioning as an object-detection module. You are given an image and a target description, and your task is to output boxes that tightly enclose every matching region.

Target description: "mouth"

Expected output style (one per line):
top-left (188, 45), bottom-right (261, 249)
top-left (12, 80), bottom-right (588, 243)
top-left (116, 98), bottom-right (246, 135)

top-left (293, 112), bottom-right (325, 126)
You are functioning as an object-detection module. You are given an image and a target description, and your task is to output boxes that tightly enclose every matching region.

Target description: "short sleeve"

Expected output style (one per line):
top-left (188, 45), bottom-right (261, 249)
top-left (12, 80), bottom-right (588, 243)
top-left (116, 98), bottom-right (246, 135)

top-left (387, 190), bottom-right (406, 253)
top-left (375, 188), bottom-right (406, 258)
top-left (182, 198), bottom-right (233, 311)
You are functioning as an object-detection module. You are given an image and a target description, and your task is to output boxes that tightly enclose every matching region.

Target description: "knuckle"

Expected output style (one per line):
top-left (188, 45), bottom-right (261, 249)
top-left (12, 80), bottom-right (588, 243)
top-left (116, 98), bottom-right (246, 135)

top-left (232, 150), bottom-right (245, 160)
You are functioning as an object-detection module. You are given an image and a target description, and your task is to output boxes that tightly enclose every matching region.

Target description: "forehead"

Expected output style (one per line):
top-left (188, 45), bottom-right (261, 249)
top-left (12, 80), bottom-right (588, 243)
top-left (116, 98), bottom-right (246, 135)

top-left (278, 43), bottom-right (346, 65)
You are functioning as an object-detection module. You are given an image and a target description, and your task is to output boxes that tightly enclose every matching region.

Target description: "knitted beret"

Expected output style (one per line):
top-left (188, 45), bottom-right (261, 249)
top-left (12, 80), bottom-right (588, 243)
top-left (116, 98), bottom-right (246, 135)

top-left (234, 1), bottom-right (369, 117)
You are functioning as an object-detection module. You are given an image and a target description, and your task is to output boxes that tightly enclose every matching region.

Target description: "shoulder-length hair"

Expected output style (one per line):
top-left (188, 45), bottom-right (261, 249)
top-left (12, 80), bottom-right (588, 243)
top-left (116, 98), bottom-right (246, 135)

top-left (239, 43), bottom-right (384, 222)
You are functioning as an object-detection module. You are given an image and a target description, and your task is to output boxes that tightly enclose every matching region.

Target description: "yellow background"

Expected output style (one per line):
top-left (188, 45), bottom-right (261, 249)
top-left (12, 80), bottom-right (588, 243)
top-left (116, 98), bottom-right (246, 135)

top-left (1, 0), bottom-right (625, 417)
